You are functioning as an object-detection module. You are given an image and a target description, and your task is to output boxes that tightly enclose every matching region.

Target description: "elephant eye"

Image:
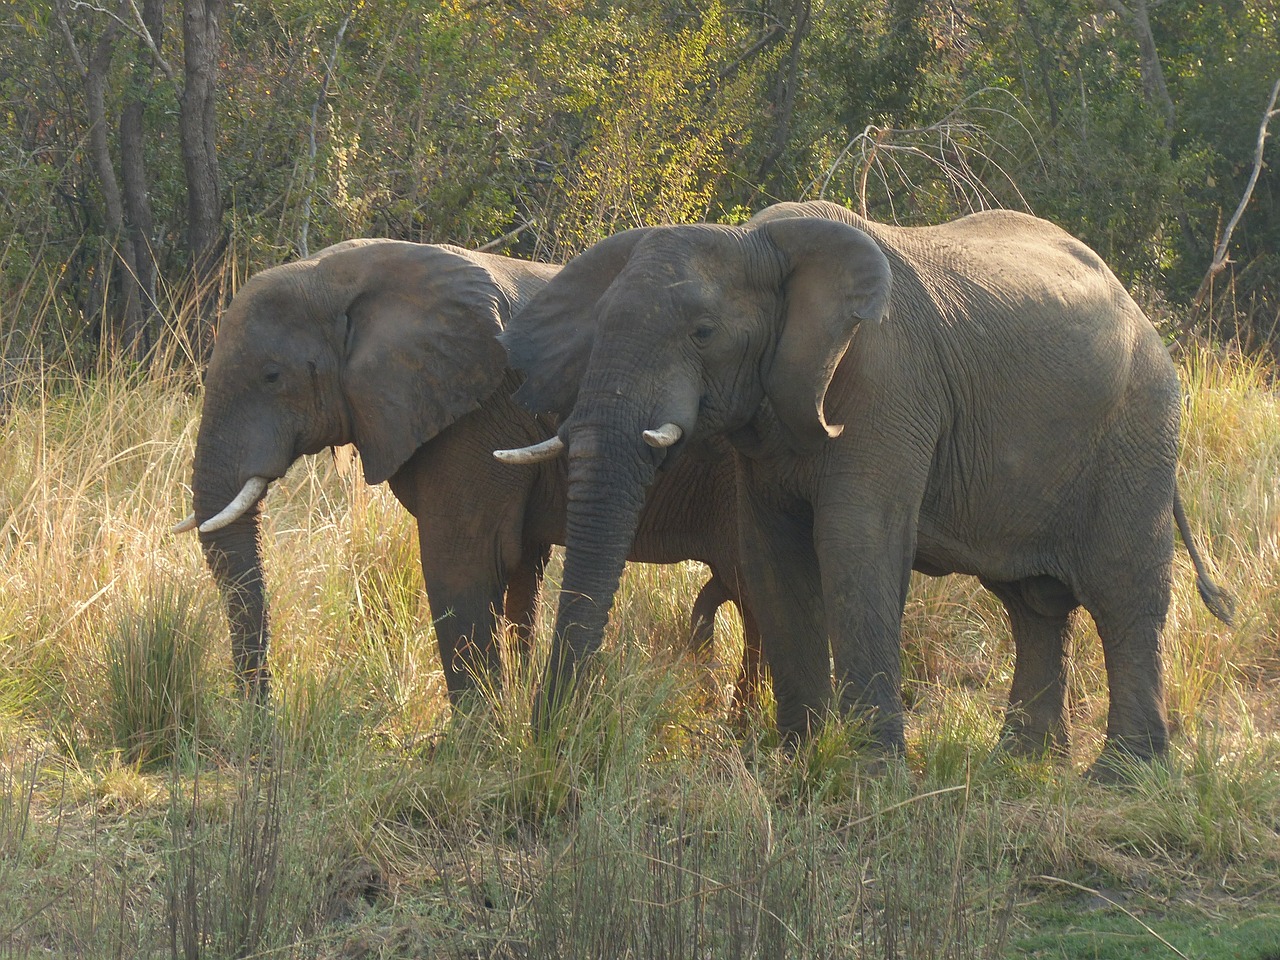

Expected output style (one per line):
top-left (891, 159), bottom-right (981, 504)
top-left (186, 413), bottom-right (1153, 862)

top-left (263, 363), bottom-right (283, 385)
top-left (691, 320), bottom-right (717, 344)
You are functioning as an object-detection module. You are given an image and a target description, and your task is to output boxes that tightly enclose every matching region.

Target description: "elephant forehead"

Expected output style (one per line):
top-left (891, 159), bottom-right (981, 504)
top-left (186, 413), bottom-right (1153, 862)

top-left (625, 236), bottom-right (754, 299)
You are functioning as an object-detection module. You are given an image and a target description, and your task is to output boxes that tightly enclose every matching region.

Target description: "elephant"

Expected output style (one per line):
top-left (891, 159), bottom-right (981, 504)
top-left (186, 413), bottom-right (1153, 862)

top-left (172, 238), bottom-right (761, 709)
top-left (497, 199), bottom-right (1234, 775)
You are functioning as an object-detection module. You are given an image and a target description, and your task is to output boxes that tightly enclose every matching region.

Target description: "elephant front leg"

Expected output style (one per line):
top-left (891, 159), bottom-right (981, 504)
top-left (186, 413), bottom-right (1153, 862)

top-left (817, 508), bottom-right (917, 756)
top-left (425, 581), bottom-right (506, 702)
top-left (982, 576), bottom-right (1078, 758)
top-left (737, 487), bottom-right (829, 740)
top-left (417, 525), bottom-right (506, 703)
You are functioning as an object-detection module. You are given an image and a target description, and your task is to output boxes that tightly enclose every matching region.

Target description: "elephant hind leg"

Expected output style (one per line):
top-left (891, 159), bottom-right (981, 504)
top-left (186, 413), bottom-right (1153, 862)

top-left (689, 573), bottom-right (731, 655)
top-left (1084, 584), bottom-right (1172, 775)
top-left (982, 575), bottom-right (1079, 758)
top-left (504, 544), bottom-right (552, 668)
top-left (690, 571), bottom-right (767, 718)
top-left (730, 601), bottom-right (765, 719)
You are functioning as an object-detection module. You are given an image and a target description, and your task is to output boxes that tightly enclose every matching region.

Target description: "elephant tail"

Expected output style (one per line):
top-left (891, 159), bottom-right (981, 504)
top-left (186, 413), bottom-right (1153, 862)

top-left (1174, 486), bottom-right (1236, 626)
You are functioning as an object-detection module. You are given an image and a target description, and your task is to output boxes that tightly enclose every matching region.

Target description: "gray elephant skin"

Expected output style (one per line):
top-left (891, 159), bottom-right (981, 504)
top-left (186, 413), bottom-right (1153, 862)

top-left (500, 199), bottom-right (1234, 775)
top-left (175, 239), bottom-right (760, 707)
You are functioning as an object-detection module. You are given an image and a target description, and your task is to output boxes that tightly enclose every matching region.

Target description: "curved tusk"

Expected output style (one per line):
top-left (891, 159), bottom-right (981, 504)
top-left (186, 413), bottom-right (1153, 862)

top-left (198, 477), bottom-right (270, 533)
top-left (171, 512), bottom-right (198, 534)
top-left (493, 435), bottom-right (566, 465)
top-left (642, 422), bottom-right (683, 448)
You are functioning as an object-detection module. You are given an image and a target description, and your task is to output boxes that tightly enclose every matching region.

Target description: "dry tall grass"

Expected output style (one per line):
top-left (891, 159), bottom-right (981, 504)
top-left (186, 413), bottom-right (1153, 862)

top-left (1, 344), bottom-right (1278, 958)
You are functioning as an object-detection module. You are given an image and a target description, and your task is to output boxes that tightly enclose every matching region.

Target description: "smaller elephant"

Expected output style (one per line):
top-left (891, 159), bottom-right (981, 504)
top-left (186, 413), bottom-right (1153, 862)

top-left (498, 199), bottom-right (1233, 776)
top-left (173, 239), bottom-right (761, 709)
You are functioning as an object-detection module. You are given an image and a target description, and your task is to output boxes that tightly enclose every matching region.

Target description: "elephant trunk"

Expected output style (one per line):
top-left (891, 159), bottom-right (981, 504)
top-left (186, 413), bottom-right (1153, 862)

top-left (541, 414), bottom-right (657, 714)
top-left (191, 431), bottom-right (271, 699)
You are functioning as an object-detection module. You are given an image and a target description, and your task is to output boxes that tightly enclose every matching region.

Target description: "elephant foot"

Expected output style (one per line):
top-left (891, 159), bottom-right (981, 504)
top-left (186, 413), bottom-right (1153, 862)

top-left (996, 718), bottom-right (1070, 762)
top-left (1084, 739), bottom-right (1170, 785)
top-left (241, 669), bottom-right (271, 704)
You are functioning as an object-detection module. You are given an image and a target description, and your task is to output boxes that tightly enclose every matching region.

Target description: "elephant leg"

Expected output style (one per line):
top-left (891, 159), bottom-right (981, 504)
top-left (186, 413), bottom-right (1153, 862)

top-left (690, 571), bottom-right (766, 717)
top-left (731, 600), bottom-right (765, 718)
top-left (504, 544), bottom-right (551, 669)
top-left (1076, 479), bottom-right (1176, 778)
top-left (981, 575), bottom-right (1078, 757)
top-left (416, 523), bottom-right (506, 702)
top-left (737, 486), bottom-right (828, 740)
top-left (819, 535), bottom-right (912, 756)
top-left (425, 581), bottom-right (506, 701)
top-left (1084, 581), bottom-right (1172, 775)
top-left (689, 573), bottom-right (731, 656)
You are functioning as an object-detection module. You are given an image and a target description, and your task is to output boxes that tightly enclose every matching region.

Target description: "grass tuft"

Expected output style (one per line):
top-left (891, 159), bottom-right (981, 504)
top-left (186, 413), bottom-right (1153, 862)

top-left (97, 584), bottom-right (215, 767)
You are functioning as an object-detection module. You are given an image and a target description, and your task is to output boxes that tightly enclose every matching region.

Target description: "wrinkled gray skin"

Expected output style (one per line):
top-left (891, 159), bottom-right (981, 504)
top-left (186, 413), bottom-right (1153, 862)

top-left (502, 200), bottom-right (1234, 775)
top-left (181, 239), bottom-right (760, 706)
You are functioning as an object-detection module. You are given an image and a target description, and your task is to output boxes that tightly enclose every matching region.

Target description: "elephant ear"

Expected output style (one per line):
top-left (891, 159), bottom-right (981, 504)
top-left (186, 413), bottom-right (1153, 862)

top-left (335, 243), bottom-right (510, 485)
top-left (759, 217), bottom-right (892, 453)
top-left (502, 227), bottom-right (656, 417)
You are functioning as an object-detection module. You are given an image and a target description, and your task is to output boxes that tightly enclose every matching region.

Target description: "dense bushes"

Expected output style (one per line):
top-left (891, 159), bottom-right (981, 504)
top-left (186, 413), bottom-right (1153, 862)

top-left (2, 0), bottom-right (1277, 365)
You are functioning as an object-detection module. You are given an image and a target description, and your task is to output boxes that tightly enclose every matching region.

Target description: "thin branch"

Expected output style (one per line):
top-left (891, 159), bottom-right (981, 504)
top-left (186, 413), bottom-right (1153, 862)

top-left (1193, 77), bottom-right (1280, 310)
top-left (54, 1), bottom-right (89, 78)
top-left (299, 8), bottom-right (355, 258)
top-left (477, 221), bottom-right (536, 252)
top-left (124, 0), bottom-right (174, 82)
top-left (717, 24), bottom-right (785, 82)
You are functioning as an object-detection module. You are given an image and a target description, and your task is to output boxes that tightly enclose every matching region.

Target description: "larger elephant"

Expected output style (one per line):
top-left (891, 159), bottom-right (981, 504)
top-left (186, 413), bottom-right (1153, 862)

top-left (173, 239), bottom-right (759, 706)
top-left (499, 200), bottom-right (1233, 774)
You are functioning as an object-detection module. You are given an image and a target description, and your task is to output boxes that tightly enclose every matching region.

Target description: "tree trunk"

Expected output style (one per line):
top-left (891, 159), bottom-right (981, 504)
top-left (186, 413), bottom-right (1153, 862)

top-left (754, 0), bottom-right (812, 193)
top-left (120, 98), bottom-right (158, 360)
top-left (179, 0), bottom-right (226, 364)
top-left (57, 0), bottom-right (148, 358)
top-left (1107, 0), bottom-right (1175, 146)
top-left (118, 0), bottom-right (168, 361)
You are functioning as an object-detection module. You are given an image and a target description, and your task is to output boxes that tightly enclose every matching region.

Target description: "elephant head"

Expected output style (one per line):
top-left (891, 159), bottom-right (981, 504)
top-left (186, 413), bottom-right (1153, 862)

top-left (176, 240), bottom-right (525, 697)
top-left (500, 213), bottom-right (891, 710)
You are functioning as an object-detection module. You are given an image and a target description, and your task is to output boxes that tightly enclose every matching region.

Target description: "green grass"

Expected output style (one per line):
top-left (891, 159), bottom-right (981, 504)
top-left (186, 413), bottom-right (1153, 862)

top-left (0, 346), bottom-right (1278, 958)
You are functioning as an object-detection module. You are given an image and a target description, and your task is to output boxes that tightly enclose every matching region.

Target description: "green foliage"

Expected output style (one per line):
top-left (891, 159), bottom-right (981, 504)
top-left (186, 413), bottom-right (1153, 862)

top-left (3, 0), bottom-right (1277, 362)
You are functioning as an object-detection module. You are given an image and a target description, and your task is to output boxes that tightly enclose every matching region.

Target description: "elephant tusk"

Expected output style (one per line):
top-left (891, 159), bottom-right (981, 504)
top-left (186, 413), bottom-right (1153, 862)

top-left (642, 422), bottom-right (683, 448)
top-left (493, 435), bottom-right (566, 465)
top-left (171, 512), bottom-right (198, 534)
top-left (198, 477), bottom-right (270, 533)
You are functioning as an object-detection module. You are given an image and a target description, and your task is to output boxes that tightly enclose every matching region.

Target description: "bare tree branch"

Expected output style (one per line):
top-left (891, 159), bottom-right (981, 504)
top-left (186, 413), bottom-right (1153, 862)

top-left (71, 0), bottom-right (169, 77)
top-left (1193, 77), bottom-right (1280, 311)
top-left (125, 0), bottom-right (175, 81)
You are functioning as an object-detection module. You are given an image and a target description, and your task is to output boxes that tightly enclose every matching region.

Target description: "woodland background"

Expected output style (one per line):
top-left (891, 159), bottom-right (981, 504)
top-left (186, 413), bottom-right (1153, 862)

top-left (1, 0), bottom-right (1277, 371)
top-left (3, 4), bottom-right (1280, 958)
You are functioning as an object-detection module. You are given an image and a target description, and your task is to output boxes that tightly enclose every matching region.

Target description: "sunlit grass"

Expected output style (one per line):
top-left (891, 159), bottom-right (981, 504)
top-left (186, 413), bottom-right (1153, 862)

top-left (0, 345), bottom-right (1277, 956)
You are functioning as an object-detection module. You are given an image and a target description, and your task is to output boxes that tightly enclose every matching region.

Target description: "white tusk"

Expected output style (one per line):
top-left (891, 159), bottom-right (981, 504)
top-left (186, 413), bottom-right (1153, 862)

top-left (198, 477), bottom-right (270, 533)
top-left (171, 512), bottom-right (198, 534)
top-left (493, 435), bottom-right (566, 465)
top-left (642, 422), bottom-right (683, 448)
